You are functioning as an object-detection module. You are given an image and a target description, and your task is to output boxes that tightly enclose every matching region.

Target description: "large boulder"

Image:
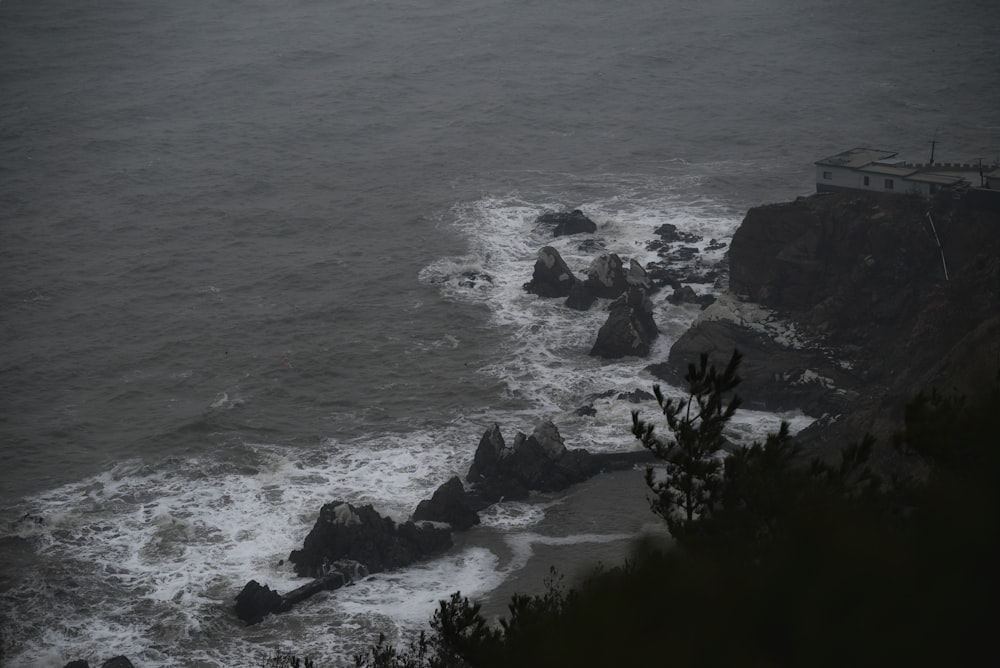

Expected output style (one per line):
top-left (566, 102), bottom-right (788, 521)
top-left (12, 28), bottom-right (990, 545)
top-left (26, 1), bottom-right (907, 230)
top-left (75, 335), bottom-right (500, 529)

top-left (288, 502), bottom-right (452, 578)
top-left (589, 287), bottom-right (659, 358)
top-left (583, 253), bottom-right (629, 299)
top-left (234, 580), bottom-right (285, 625)
top-left (465, 421), bottom-right (603, 503)
top-left (63, 658), bottom-right (135, 668)
top-left (665, 192), bottom-right (1000, 474)
top-left (412, 477), bottom-right (480, 530)
top-left (536, 209), bottom-right (597, 237)
top-left (101, 660), bottom-right (134, 668)
top-left (524, 246), bottom-right (578, 298)
top-left (564, 255), bottom-right (653, 311)
top-left (653, 314), bottom-right (858, 415)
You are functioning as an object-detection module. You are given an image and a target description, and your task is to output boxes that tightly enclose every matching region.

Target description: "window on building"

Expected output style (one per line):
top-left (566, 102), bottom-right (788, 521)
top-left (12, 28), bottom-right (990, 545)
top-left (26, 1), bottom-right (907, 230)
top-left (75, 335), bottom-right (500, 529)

top-left (885, 178), bottom-right (894, 190)
top-left (863, 175), bottom-right (870, 186)
top-left (823, 171), bottom-right (833, 180)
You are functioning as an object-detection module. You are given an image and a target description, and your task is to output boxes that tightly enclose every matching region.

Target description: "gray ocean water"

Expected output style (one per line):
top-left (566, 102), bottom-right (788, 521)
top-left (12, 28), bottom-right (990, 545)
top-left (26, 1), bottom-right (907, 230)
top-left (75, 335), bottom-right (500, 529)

top-left (2, 0), bottom-right (998, 665)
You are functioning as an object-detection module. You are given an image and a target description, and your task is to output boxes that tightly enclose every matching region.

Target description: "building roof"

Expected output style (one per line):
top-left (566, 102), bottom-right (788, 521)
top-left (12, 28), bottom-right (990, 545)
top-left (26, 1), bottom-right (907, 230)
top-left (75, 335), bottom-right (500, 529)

top-left (816, 148), bottom-right (898, 169)
top-left (862, 164), bottom-right (917, 177)
top-left (907, 172), bottom-right (966, 185)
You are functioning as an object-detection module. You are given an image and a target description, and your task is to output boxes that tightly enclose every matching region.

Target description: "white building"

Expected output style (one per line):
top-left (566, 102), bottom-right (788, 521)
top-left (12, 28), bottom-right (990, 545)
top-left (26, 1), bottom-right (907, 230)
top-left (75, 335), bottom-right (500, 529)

top-left (815, 147), bottom-right (970, 196)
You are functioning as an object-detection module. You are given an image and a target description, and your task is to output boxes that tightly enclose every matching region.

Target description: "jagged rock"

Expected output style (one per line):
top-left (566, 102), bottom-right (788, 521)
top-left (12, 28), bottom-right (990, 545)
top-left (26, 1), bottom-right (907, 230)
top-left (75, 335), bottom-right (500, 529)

top-left (413, 477), bottom-right (480, 530)
top-left (466, 421), bottom-right (601, 503)
top-left (664, 192), bottom-right (1000, 474)
top-left (618, 389), bottom-right (655, 403)
top-left (589, 287), bottom-right (659, 358)
top-left (288, 502), bottom-right (452, 578)
top-left (626, 259), bottom-right (653, 290)
top-left (654, 223), bottom-right (681, 242)
top-left (524, 246), bottom-right (578, 298)
top-left (564, 255), bottom-right (651, 311)
top-left (574, 404), bottom-right (597, 416)
top-left (536, 209), bottom-right (597, 237)
top-left (584, 253), bottom-right (629, 299)
top-left (235, 579), bottom-right (285, 624)
top-left (531, 419), bottom-right (568, 459)
top-left (101, 659), bottom-right (134, 668)
top-left (467, 423), bottom-right (507, 484)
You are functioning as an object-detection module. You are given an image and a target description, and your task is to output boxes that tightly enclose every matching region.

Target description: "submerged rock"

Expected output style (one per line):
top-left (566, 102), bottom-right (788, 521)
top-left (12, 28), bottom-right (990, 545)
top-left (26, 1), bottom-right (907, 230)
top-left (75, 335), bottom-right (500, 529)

top-left (536, 209), bottom-right (598, 237)
top-left (101, 658), bottom-right (135, 668)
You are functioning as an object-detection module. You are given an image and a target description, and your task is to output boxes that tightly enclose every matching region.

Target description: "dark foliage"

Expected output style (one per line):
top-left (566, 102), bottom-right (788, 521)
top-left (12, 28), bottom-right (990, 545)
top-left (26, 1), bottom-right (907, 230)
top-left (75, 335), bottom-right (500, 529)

top-left (631, 349), bottom-right (743, 538)
top-left (346, 363), bottom-right (1000, 668)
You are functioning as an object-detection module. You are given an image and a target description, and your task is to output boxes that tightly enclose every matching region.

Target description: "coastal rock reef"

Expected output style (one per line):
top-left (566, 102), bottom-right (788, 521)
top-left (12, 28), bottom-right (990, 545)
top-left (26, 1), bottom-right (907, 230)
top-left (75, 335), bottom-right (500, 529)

top-left (659, 191), bottom-right (1000, 469)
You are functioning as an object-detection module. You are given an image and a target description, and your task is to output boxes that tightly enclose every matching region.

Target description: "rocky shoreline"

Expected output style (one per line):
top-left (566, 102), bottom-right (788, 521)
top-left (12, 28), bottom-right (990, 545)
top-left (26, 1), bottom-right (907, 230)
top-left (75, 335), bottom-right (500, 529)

top-left (235, 191), bottom-right (1000, 625)
top-left (662, 191), bottom-right (1000, 469)
top-left (65, 192), bottom-right (999, 666)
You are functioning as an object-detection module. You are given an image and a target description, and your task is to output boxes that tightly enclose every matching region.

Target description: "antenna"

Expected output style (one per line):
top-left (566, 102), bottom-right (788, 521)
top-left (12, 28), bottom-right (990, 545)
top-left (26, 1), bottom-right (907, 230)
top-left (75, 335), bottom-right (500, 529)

top-left (929, 128), bottom-right (939, 164)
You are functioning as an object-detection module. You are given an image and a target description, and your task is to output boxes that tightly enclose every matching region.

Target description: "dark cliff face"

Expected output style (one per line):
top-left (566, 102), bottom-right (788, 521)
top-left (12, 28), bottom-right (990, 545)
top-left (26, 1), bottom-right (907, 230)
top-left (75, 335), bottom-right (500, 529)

top-left (665, 191), bottom-right (1000, 467)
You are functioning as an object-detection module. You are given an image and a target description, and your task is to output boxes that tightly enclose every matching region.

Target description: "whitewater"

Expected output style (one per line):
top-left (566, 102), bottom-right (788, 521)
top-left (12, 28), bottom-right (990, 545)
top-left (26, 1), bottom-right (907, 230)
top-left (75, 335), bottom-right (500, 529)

top-left (2, 0), bottom-right (997, 665)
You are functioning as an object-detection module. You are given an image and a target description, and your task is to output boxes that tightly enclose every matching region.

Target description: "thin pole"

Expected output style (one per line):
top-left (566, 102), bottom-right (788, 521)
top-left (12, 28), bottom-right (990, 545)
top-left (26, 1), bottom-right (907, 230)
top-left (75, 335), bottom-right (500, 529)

top-left (926, 210), bottom-right (949, 281)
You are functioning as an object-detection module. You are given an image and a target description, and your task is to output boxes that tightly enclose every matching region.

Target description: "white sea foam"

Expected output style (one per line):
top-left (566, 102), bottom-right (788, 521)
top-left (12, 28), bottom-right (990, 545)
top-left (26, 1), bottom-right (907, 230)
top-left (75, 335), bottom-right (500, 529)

top-left (3, 179), bottom-right (764, 667)
top-left (420, 181), bottom-right (745, 454)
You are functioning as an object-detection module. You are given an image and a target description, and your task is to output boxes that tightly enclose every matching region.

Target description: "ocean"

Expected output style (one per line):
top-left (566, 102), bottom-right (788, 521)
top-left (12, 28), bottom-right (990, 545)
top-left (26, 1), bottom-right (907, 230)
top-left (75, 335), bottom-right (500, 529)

top-left (1, 0), bottom-right (997, 665)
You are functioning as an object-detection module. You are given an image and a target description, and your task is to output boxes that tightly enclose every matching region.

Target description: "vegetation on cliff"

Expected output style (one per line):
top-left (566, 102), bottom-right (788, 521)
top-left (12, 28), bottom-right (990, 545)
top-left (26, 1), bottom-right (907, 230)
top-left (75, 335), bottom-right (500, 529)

top-left (268, 351), bottom-right (999, 668)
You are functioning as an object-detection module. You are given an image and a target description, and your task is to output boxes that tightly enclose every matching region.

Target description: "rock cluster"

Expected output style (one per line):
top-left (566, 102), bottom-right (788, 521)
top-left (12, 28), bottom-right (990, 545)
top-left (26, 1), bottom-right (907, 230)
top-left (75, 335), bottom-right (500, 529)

top-left (288, 502), bottom-right (453, 578)
top-left (658, 192), bottom-right (1000, 469)
top-left (235, 419), bottom-right (650, 625)
top-left (535, 209), bottom-right (598, 236)
top-left (524, 208), bottom-right (725, 359)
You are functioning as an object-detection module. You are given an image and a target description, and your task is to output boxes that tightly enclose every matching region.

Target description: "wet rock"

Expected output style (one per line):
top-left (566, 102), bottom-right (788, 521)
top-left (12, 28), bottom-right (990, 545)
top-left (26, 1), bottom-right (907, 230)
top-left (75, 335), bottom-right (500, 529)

top-left (574, 404), bottom-right (597, 416)
top-left (524, 246), bottom-right (578, 298)
top-left (589, 287), bottom-right (659, 358)
top-left (412, 477), bottom-right (480, 530)
top-left (618, 389), bottom-right (655, 403)
top-left (654, 223), bottom-right (681, 242)
top-left (63, 662), bottom-right (90, 668)
top-left (536, 209), bottom-right (597, 237)
top-left (235, 579), bottom-right (285, 625)
top-left (457, 271), bottom-right (493, 289)
top-left (466, 421), bottom-right (601, 503)
top-left (101, 659), bottom-right (135, 668)
top-left (668, 285), bottom-right (716, 309)
top-left (288, 502), bottom-right (452, 578)
top-left (583, 253), bottom-right (629, 299)
top-left (626, 259), bottom-right (653, 290)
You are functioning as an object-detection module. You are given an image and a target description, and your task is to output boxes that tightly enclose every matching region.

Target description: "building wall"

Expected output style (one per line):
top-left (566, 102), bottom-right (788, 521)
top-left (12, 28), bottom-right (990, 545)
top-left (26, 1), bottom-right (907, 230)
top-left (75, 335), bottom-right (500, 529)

top-left (816, 166), bottom-right (867, 192)
top-left (816, 166), bottom-right (938, 196)
top-left (816, 166), bottom-right (902, 193)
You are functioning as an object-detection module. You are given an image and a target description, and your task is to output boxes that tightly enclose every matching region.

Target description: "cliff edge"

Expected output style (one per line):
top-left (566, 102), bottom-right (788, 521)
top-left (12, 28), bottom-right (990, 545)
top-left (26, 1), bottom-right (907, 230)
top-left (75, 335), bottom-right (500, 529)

top-left (656, 191), bottom-right (1000, 469)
